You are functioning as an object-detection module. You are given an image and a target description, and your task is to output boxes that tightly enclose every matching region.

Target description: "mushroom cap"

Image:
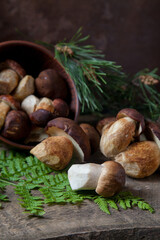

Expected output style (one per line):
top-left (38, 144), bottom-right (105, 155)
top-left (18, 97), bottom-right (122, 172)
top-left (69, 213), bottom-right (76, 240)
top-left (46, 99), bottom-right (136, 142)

top-left (30, 109), bottom-right (54, 127)
top-left (52, 98), bottom-right (69, 117)
top-left (115, 141), bottom-right (160, 178)
top-left (35, 69), bottom-right (68, 99)
top-left (116, 108), bottom-right (145, 136)
top-left (30, 136), bottom-right (73, 170)
top-left (0, 59), bottom-right (26, 78)
top-left (96, 117), bottom-right (116, 135)
top-left (46, 117), bottom-right (91, 162)
top-left (144, 121), bottom-right (160, 148)
top-left (100, 117), bottom-right (136, 158)
top-left (79, 123), bottom-right (100, 154)
top-left (96, 161), bottom-right (125, 197)
top-left (0, 95), bottom-right (21, 110)
top-left (1, 110), bottom-right (31, 141)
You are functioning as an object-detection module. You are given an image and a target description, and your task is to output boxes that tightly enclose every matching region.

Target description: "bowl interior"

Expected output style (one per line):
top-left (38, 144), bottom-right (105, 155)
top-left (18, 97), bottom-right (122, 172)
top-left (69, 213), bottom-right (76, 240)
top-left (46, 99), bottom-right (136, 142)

top-left (0, 40), bottom-right (80, 150)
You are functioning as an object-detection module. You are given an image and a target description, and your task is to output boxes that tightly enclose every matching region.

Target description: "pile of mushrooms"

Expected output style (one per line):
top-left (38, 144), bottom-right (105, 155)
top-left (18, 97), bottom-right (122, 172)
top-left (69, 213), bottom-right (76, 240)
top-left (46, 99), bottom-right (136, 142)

top-left (0, 59), bottom-right (71, 142)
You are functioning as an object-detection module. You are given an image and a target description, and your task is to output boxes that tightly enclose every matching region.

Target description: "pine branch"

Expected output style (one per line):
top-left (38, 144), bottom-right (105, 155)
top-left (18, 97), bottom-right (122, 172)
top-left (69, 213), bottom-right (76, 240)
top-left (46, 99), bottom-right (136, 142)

top-left (0, 150), bottom-right (155, 216)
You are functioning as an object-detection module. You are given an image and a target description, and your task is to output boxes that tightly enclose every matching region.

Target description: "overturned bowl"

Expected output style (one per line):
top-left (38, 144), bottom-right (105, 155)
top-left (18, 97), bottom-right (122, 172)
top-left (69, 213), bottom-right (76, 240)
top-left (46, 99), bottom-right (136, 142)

top-left (0, 40), bottom-right (80, 150)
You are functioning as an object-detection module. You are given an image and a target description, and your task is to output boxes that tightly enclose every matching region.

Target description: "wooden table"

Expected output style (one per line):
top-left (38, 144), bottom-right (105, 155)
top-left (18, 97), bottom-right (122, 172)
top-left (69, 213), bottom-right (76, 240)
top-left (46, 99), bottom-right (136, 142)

top-left (0, 144), bottom-right (160, 240)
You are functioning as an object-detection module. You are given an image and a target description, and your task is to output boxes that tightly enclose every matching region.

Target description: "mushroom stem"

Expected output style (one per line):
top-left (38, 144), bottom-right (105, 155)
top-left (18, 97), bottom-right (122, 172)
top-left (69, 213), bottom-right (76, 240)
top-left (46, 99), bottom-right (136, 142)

top-left (68, 163), bottom-right (102, 190)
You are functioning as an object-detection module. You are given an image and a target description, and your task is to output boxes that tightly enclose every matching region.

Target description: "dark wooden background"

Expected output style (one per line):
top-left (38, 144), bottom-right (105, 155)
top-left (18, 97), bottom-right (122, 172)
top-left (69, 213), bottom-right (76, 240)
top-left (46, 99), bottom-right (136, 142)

top-left (0, 0), bottom-right (160, 74)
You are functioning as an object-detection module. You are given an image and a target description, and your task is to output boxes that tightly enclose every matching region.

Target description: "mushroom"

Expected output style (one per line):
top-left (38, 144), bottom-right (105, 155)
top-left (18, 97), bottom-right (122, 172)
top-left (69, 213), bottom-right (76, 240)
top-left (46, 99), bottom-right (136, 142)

top-left (52, 98), bottom-right (69, 117)
top-left (0, 59), bottom-right (26, 78)
top-left (13, 75), bottom-right (35, 101)
top-left (24, 126), bottom-right (49, 144)
top-left (0, 95), bottom-right (20, 110)
top-left (30, 97), bottom-right (55, 127)
top-left (68, 161), bottom-right (125, 197)
top-left (115, 141), bottom-right (160, 178)
top-left (144, 121), bottom-right (160, 149)
top-left (116, 108), bottom-right (145, 137)
top-left (46, 117), bottom-right (91, 162)
top-left (21, 95), bottom-right (40, 115)
top-left (79, 123), bottom-right (100, 154)
top-left (96, 117), bottom-right (116, 135)
top-left (30, 136), bottom-right (74, 170)
top-left (100, 117), bottom-right (136, 158)
top-left (0, 69), bottom-right (19, 94)
top-left (1, 110), bottom-right (31, 141)
top-left (35, 69), bottom-right (68, 100)
top-left (0, 101), bottom-right (10, 129)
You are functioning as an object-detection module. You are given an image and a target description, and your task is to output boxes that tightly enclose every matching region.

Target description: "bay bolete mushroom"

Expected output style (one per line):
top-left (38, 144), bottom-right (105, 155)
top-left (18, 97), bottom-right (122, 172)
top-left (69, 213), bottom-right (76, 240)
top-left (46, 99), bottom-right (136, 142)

top-left (52, 98), bottom-right (69, 117)
top-left (30, 136), bottom-right (74, 170)
top-left (68, 161), bottom-right (125, 197)
top-left (115, 141), bottom-right (160, 178)
top-left (46, 117), bottom-right (91, 162)
top-left (35, 69), bottom-right (68, 100)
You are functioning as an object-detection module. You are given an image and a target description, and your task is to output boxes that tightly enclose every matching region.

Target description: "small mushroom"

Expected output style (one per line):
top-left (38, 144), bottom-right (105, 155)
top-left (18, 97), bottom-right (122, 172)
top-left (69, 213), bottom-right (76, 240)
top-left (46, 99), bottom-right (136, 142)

top-left (116, 108), bottom-right (145, 136)
top-left (30, 97), bottom-right (55, 127)
top-left (79, 123), bottom-right (100, 154)
top-left (46, 117), bottom-right (91, 162)
top-left (0, 95), bottom-right (20, 110)
top-left (68, 161), bottom-right (125, 197)
top-left (96, 117), bottom-right (116, 135)
top-left (13, 75), bottom-right (35, 101)
top-left (52, 98), bottom-right (69, 117)
top-left (144, 121), bottom-right (160, 149)
top-left (0, 69), bottom-right (19, 94)
top-left (35, 69), bottom-right (68, 99)
top-left (0, 59), bottom-right (26, 78)
top-left (30, 136), bottom-right (74, 170)
top-left (115, 141), bottom-right (160, 178)
top-left (1, 110), bottom-right (31, 141)
top-left (100, 117), bottom-right (136, 158)
top-left (21, 95), bottom-right (40, 115)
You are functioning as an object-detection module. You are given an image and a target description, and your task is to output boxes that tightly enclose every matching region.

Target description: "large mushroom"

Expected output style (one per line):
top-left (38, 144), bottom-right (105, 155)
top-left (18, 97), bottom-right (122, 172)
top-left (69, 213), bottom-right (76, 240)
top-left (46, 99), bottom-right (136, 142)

top-left (45, 117), bottom-right (91, 162)
top-left (68, 161), bottom-right (125, 197)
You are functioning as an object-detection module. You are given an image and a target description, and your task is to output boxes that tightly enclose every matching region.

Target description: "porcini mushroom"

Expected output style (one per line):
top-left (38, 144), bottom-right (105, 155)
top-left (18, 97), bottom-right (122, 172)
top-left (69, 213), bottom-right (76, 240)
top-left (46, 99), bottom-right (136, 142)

top-left (0, 69), bottom-right (19, 94)
top-left (100, 117), bottom-right (136, 158)
top-left (13, 75), bottom-right (35, 101)
top-left (79, 123), bottom-right (100, 154)
top-left (46, 117), bottom-right (91, 162)
top-left (68, 161), bottom-right (125, 197)
top-left (0, 95), bottom-right (21, 110)
top-left (115, 141), bottom-right (160, 178)
top-left (35, 69), bottom-right (68, 100)
top-left (21, 95), bottom-right (40, 115)
top-left (30, 136), bottom-right (74, 170)
top-left (96, 117), bottom-right (116, 135)
top-left (0, 101), bottom-right (10, 129)
top-left (1, 110), bottom-right (31, 141)
top-left (0, 59), bottom-right (26, 78)
top-left (52, 98), bottom-right (69, 117)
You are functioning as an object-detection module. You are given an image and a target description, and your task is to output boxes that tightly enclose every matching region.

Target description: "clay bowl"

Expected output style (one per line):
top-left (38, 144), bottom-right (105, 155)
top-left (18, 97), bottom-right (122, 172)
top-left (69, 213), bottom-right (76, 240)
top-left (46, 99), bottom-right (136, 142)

top-left (0, 40), bottom-right (80, 150)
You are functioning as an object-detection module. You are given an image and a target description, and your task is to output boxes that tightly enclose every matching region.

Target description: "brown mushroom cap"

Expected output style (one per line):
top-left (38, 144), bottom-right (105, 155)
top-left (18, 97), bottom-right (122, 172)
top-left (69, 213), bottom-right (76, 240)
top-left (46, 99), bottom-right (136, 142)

top-left (100, 117), bottom-right (136, 158)
top-left (79, 123), bottom-right (100, 154)
top-left (0, 95), bottom-right (21, 110)
top-left (1, 110), bottom-right (31, 141)
top-left (46, 117), bottom-right (91, 162)
top-left (30, 136), bottom-right (73, 170)
top-left (35, 69), bottom-right (68, 99)
top-left (116, 108), bottom-right (145, 136)
top-left (144, 121), bottom-right (160, 146)
top-left (96, 161), bottom-right (125, 197)
top-left (0, 59), bottom-right (26, 78)
top-left (96, 117), bottom-right (116, 135)
top-left (52, 98), bottom-right (69, 117)
top-left (115, 141), bottom-right (160, 178)
top-left (30, 109), bottom-right (54, 127)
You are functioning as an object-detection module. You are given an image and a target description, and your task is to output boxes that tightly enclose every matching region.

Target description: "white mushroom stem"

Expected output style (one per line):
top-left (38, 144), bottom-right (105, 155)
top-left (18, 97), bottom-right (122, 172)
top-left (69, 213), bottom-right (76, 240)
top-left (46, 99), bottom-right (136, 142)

top-left (0, 101), bottom-right (10, 129)
top-left (68, 163), bottom-right (102, 190)
top-left (21, 95), bottom-right (40, 115)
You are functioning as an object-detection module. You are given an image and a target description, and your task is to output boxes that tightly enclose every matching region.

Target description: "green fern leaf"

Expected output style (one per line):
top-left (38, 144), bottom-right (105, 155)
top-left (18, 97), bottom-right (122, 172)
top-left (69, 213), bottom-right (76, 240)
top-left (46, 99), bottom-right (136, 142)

top-left (94, 197), bottom-right (111, 214)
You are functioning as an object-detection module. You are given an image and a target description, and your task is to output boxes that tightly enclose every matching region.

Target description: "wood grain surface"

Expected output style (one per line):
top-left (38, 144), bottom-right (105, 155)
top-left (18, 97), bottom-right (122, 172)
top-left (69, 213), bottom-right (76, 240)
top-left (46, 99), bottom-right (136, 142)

top-left (0, 143), bottom-right (160, 240)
